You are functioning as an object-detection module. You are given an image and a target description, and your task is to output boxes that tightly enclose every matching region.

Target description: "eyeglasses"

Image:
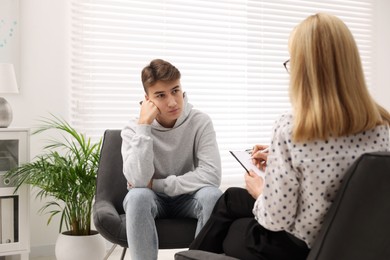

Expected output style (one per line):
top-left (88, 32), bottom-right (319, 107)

top-left (283, 59), bottom-right (290, 73)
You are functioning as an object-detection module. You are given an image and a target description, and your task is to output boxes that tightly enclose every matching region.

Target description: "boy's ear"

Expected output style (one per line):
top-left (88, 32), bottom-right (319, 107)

top-left (145, 94), bottom-right (149, 100)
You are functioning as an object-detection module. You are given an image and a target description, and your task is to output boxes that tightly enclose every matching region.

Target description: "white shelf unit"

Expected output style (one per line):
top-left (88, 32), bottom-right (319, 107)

top-left (0, 129), bottom-right (30, 260)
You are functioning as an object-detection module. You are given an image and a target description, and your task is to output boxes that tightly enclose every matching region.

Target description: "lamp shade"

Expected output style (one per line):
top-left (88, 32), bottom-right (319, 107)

top-left (0, 63), bottom-right (19, 94)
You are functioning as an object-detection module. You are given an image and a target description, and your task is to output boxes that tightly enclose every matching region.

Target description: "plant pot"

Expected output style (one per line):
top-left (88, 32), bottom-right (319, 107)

top-left (55, 230), bottom-right (106, 260)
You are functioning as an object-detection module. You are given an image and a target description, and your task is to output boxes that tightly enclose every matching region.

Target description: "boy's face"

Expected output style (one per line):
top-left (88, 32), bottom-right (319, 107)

top-left (146, 79), bottom-right (184, 128)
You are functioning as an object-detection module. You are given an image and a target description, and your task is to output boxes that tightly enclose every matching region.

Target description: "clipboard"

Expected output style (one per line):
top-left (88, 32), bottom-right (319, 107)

top-left (229, 150), bottom-right (264, 177)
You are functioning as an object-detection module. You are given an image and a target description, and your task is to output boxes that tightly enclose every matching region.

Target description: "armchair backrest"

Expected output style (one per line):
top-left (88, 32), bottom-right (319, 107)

top-left (307, 152), bottom-right (390, 260)
top-left (95, 129), bottom-right (128, 215)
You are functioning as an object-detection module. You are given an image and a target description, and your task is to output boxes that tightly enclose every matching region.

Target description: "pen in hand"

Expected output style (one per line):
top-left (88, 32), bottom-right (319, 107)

top-left (259, 147), bottom-right (269, 153)
top-left (250, 146), bottom-right (269, 171)
top-left (246, 147), bottom-right (269, 155)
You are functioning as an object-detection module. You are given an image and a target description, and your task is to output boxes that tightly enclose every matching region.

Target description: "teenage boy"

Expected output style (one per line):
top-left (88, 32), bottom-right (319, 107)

top-left (121, 59), bottom-right (222, 260)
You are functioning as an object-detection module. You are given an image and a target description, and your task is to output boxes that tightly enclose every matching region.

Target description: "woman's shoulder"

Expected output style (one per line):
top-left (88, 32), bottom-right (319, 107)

top-left (269, 112), bottom-right (294, 144)
top-left (273, 112), bottom-right (294, 131)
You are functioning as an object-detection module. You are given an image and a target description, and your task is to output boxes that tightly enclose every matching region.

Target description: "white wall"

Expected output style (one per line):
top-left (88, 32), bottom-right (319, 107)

top-left (373, 0), bottom-right (390, 110)
top-left (2, 0), bottom-right (389, 257)
top-left (5, 0), bottom-right (69, 256)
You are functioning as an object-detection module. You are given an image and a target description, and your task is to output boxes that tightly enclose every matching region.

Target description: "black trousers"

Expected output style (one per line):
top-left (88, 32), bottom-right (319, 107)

top-left (189, 187), bottom-right (309, 260)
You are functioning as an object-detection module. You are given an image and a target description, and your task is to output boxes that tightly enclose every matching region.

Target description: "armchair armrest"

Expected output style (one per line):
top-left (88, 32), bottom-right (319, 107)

top-left (93, 200), bottom-right (127, 247)
top-left (175, 250), bottom-right (240, 260)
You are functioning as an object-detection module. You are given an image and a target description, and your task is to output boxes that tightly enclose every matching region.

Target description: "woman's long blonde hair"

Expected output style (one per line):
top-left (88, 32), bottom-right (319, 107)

top-left (289, 13), bottom-right (390, 142)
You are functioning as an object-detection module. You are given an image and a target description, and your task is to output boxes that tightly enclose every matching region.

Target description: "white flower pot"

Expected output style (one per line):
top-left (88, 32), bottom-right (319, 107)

top-left (55, 230), bottom-right (106, 260)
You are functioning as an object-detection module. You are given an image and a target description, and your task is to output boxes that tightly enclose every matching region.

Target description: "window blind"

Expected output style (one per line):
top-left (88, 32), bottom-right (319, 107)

top-left (70, 0), bottom-right (374, 187)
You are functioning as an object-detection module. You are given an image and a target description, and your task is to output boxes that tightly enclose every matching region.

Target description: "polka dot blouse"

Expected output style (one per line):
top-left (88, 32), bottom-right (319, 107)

top-left (253, 113), bottom-right (390, 248)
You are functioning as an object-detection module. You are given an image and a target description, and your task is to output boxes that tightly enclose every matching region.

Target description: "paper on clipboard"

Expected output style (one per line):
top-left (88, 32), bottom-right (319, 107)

top-left (229, 150), bottom-right (265, 177)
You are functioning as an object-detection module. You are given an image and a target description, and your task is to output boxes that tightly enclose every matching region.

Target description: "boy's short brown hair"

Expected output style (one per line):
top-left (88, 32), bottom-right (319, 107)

top-left (141, 59), bottom-right (181, 93)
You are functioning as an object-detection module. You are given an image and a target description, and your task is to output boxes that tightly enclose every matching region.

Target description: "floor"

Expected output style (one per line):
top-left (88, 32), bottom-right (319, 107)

top-left (30, 247), bottom-right (183, 260)
top-left (105, 247), bottom-right (183, 260)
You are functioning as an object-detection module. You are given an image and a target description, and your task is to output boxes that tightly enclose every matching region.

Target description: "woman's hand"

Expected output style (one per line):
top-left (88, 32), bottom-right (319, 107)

top-left (245, 170), bottom-right (264, 199)
top-left (251, 144), bottom-right (269, 171)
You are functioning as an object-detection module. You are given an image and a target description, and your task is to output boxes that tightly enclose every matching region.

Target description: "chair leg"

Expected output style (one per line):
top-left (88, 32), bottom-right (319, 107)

top-left (103, 244), bottom-right (117, 260)
top-left (120, 247), bottom-right (127, 260)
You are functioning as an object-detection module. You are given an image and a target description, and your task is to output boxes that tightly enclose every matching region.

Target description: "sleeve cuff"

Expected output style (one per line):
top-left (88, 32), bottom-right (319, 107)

top-left (253, 193), bottom-right (264, 221)
top-left (152, 179), bottom-right (165, 193)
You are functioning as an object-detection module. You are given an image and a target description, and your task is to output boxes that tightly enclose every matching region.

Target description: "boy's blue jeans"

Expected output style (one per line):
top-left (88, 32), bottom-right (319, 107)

top-left (123, 186), bottom-right (222, 260)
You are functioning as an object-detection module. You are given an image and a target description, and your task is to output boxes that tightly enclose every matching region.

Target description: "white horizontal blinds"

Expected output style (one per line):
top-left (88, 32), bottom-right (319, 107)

top-left (70, 0), bottom-right (251, 180)
top-left (70, 0), bottom-right (374, 185)
top-left (224, 0), bottom-right (375, 185)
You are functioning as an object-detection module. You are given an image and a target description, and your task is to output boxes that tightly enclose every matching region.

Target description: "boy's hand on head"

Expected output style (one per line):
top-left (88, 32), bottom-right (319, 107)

top-left (138, 100), bottom-right (160, 125)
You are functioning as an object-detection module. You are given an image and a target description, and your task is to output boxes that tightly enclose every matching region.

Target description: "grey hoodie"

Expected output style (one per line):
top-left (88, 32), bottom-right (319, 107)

top-left (121, 94), bottom-right (221, 196)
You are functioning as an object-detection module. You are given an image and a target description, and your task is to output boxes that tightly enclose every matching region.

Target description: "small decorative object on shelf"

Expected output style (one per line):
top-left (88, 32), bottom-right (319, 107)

top-left (0, 64), bottom-right (19, 128)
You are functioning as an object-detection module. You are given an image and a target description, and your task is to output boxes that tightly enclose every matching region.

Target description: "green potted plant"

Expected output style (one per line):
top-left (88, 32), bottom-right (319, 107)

top-left (5, 115), bottom-right (106, 259)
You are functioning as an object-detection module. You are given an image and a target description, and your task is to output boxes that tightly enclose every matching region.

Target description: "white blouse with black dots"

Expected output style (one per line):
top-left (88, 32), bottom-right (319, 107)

top-left (253, 113), bottom-right (390, 248)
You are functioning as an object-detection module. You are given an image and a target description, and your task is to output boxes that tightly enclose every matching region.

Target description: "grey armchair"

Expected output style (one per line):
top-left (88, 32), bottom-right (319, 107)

top-left (175, 152), bottom-right (390, 260)
top-left (93, 130), bottom-right (197, 260)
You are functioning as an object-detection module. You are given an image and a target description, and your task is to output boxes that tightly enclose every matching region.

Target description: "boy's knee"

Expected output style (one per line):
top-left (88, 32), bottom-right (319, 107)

top-left (123, 188), bottom-right (155, 211)
top-left (196, 186), bottom-right (222, 203)
top-left (194, 187), bottom-right (222, 214)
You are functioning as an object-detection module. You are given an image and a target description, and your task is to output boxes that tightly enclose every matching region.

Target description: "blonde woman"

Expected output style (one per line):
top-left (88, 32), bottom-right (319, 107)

top-left (189, 13), bottom-right (390, 260)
